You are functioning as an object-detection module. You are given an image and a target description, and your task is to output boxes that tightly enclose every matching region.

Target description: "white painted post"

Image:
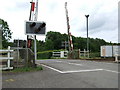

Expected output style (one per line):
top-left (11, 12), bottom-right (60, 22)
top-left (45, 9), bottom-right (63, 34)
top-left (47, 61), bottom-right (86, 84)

top-left (88, 50), bottom-right (89, 58)
top-left (64, 51), bottom-right (68, 58)
top-left (60, 51), bottom-right (64, 58)
top-left (7, 46), bottom-right (10, 68)
top-left (84, 49), bottom-right (85, 57)
top-left (115, 54), bottom-right (118, 62)
top-left (52, 52), bottom-right (54, 57)
top-left (78, 49), bottom-right (80, 58)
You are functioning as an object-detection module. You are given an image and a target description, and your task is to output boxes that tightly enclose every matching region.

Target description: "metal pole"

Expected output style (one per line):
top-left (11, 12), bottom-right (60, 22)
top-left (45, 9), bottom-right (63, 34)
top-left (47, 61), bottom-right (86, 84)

top-left (65, 41), bottom-right (67, 50)
top-left (34, 0), bottom-right (38, 21)
top-left (27, 0), bottom-right (38, 67)
top-left (33, 0), bottom-right (38, 63)
top-left (17, 39), bottom-right (19, 67)
top-left (34, 35), bottom-right (37, 61)
top-left (85, 15), bottom-right (89, 52)
top-left (27, 0), bottom-right (33, 48)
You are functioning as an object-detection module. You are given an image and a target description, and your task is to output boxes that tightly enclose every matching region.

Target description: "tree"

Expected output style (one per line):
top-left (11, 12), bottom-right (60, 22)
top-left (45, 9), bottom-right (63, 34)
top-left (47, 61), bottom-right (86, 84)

top-left (0, 19), bottom-right (12, 48)
top-left (46, 31), bottom-right (62, 50)
top-left (45, 39), bottom-right (54, 50)
top-left (44, 31), bottom-right (109, 52)
top-left (37, 40), bottom-right (45, 52)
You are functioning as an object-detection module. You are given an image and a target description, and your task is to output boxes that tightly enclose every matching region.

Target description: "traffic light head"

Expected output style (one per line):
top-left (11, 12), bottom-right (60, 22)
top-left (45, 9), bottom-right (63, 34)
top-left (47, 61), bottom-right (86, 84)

top-left (25, 21), bottom-right (46, 35)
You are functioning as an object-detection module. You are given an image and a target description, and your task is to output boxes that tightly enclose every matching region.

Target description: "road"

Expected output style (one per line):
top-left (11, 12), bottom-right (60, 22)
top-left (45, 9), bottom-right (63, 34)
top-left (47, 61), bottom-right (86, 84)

top-left (2, 59), bottom-right (119, 88)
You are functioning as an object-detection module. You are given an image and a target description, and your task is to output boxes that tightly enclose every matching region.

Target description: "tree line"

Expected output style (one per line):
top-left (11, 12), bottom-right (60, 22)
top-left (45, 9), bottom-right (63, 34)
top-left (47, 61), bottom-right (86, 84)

top-left (0, 18), bottom-right (118, 53)
top-left (36, 31), bottom-right (116, 53)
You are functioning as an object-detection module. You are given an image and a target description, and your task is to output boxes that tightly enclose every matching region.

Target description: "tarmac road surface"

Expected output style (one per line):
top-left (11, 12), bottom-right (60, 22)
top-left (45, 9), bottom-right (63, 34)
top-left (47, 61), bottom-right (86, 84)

top-left (2, 59), bottom-right (119, 88)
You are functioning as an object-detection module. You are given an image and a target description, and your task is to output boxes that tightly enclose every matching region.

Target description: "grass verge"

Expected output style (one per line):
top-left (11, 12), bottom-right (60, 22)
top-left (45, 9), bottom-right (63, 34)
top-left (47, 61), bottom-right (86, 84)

top-left (2, 66), bottom-right (43, 73)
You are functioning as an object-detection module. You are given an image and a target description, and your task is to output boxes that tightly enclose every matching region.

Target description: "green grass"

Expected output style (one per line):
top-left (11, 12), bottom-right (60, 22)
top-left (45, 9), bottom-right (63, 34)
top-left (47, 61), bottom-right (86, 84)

top-left (2, 66), bottom-right (43, 73)
top-left (37, 49), bottom-right (64, 54)
top-left (80, 56), bottom-right (101, 59)
top-left (51, 57), bottom-right (67, 59)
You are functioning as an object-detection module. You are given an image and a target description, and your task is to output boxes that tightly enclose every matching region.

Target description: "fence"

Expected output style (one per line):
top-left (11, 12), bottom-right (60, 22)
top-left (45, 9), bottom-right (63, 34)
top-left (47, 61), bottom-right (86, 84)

top-left (52, 50), bottom-right (89, 59)
top-left (12, 47), bottom-right (36, 68)
top-left (52, 51), bottom-right (68, 58)
top-left (67, 49), bottom-right (90, 59)
top-left (78, 49), bottom-right (89, 58)
top-left (0, 46), bottom-right (13, 70)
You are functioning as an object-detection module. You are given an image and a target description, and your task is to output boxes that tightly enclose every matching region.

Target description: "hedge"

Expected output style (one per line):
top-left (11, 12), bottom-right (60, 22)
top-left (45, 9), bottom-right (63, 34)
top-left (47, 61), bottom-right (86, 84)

top-left (37, 52), bottom-right (52, 59)
top-left (37, 49), bottom-right (64, 59)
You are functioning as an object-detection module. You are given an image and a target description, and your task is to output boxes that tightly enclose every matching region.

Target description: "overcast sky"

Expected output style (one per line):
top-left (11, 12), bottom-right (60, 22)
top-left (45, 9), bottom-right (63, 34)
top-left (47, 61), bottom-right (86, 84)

top-left (0, 0), bottom-right (119, 43)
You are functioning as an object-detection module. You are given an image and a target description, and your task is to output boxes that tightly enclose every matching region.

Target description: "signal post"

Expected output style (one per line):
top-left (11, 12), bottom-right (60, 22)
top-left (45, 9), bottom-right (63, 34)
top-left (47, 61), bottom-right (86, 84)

top-left (25, 0), bottom-right (46, 66)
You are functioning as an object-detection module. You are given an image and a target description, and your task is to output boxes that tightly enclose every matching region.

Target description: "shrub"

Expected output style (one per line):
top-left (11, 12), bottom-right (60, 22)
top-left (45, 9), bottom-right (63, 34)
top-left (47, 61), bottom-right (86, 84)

top-left (37, 52), bottom-right (52, 59)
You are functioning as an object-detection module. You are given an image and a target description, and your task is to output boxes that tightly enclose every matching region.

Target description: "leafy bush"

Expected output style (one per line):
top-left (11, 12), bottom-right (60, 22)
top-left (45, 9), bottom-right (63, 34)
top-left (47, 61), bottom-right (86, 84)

top-left (37, 50), bottom-right (64, 59)
top-left (68, 50), bottom-right (79, 59)
top-left (37, 52), bottom-right (52, 59)
top-left (89, 52), bottom-right (100, 58)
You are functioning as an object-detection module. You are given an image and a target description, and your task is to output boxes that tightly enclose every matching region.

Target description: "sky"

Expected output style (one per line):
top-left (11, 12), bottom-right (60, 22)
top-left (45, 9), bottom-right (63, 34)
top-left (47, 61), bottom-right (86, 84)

top-left (0, 0), bottom-right (119, 43)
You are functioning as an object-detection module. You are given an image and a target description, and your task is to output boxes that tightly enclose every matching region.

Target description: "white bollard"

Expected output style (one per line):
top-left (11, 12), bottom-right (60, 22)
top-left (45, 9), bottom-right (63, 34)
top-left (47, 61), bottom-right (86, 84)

top-left (84, 49), bottom-right (85, 57)
top-left (60, 51), bottom-right (64, 58)
top-left (115, 54), bottom-right (118, 62)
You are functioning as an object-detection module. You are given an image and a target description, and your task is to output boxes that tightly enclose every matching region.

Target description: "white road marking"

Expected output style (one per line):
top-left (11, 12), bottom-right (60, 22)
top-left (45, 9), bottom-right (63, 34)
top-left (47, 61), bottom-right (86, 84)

top-left (62, 69), bottom-right (103, 74)
top-left (37, 62), bottom-right (119, 74)
top-left (68, 63), bottom-right (83, 66)
top-left (103, 69), bottom-right (120, 74)
top-left (37, 63), bottom-right (103, 74)
top-left (38, 63), bottom-right (63, 73)
top-left (66, 60), bottom-right (115, 65)
top-left (91, 61), bottom-right (114, 65)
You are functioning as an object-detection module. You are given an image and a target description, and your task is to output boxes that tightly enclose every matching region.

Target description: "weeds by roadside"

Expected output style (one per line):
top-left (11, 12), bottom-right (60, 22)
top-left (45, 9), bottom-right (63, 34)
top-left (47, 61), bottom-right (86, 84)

top-left (2, 66), bottom-right (43, 73)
